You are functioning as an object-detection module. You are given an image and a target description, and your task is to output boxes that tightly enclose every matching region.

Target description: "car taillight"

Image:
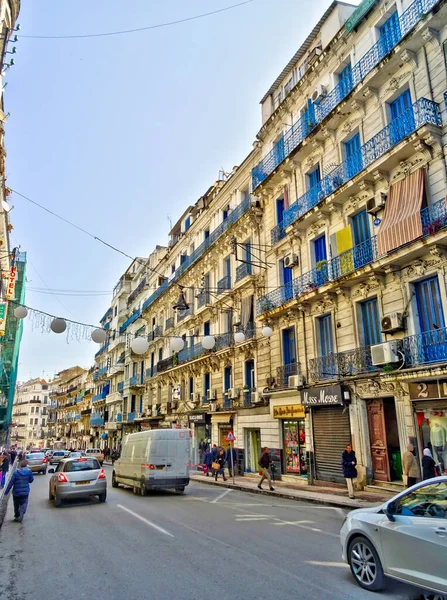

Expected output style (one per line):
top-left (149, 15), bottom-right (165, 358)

top-left (149, 464), bottom-right (155, 470)
top-left (57, 473), bottom-right (68, 482)
top-left (98, 469), bottom-right (106, 479)
top-left (43, 457), bottom-right (48, 463)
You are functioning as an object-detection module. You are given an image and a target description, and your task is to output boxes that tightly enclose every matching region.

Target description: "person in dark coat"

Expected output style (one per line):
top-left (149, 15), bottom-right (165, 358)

top-left (1, 452), bottom-right (10, 487)
top-left (258, 447), bottom-right (274, 491)
top-left (225, 446), bottom-right (237, 478)
top-left (9, 449), bottom-right (17, 464)
top-left (214, 449), bottom-right (227, 481)
top-left (211, 444), bottom-right (219, 460)
top-left (5, 459), bottom-right (34, 522)
top-left (422, 448), bottom-right (437, 480)
top-left (341, 445), bottom-right (357, 499)
top-left (203, 448), bottom-right (214, 476)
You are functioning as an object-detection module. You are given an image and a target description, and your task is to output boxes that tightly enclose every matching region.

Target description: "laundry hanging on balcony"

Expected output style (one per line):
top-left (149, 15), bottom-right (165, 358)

top-left (377, 168), bottom-right (425, 255)
top-left (335, 226), bottom-right (354, 275)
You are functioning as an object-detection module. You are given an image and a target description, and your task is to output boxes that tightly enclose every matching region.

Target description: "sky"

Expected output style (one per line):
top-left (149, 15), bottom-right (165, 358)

top-left (6, 0), bottom-right (359, 381)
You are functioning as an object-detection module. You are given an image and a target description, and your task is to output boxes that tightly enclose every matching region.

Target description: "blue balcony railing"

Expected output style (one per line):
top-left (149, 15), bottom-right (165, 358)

top-left (118, 381), bottom-right (124, 392)
top-left (217, 275), bottom-right (231, 294)
top-left (127, 412), bottom-right (136, 422)
top-left (243, 388), bottom-right (257, 408)
top-left (142, 196), bottom-right (252, 312)
top-left (165, 317), bottom-right (174, 330)
top-left (90, 414), bottom-right (104, 427)
top-left (252, 0), bottom-right (440, 190)
top-left (310, 346), bottom-right (380, 381)
top-left (129, 374), bottom-right (144, 386)
top-left (403, 327), bottom-right (447, 366)
top-left (146, 365), bottom-right (158, 378)
top-left (120, 308), bottom-right (141, 333)
top-left (116, 413), bottom-right (123, 423)
top-left (271, 222), bottom-right (286, 246)
top-left (197, 290), bottom-right (210, 309)
top-left (93, 366), bottom-right (108, 382)
top-left (235, 262), bottom-right (252, 282)
top-left (95, 342), bottom-right (109, 359)
top-left (283, 98), bottom-right (441, 229)
top-left (223, 396), bottom-right (233, 410)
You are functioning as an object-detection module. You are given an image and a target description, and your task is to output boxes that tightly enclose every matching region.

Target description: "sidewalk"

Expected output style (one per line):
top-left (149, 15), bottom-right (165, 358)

top-left (190, 471), bottom-right (394, 510)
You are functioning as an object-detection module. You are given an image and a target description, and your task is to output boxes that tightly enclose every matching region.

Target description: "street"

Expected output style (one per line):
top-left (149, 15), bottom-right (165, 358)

top-left (0, 466), bottom-right (425, 600)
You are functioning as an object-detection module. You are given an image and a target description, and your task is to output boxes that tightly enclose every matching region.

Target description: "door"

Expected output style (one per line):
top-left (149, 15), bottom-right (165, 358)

top-left (282, 327), bottom-right (297, 384)
top-left (273, 136), bottom-right (285, 168)
top-left (308, 165), bottom-right (322, 210)
top-left (224, 256), bottom-right (231, 288)
top-left (380, 11), bottom-right (401, 57)
top-left (352, 209), bottom-right (372, 268)
top-left (276, 198), bottom-right (285, 225)
top-left (361, 297), bottom-right (382, 346)
top-left (318, 314), bottom-right (334, 377)
top-left (314, 235), bottom-right (328, 286)
top-left (338, 63), bottom-right (352, 100)
top-left (280, 259), bottom-right (294, 303)
top-left (367, 399), bottom-right (390, 481)
top-left (389, 89), bottom-right (414, 145)
top-left (345, 132), bottom-right (362, 181)
top-left (379, 480), bottom-right (447, 591)
top-left (415, 276), bottom-right (447, 363)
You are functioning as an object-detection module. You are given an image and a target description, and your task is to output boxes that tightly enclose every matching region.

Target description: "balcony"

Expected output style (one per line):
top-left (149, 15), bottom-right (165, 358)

top-left (258, 197), bottom-right (447, 316)
top-left (252, 0), bottom-right (441, 190)
top-left (283, 98), bottom-right (441, 229)
top-left (243, 388), bottom-right (257, 408)
top-left (118, 382), bottom-right (124, 392)
top-left (148, 326), bottom-right (163, 341)
top-left (215, 332), bottom-right (234, 351)
top-left (403, 327), bottom-right (447, 367)
top-left (90, 413), bottom-right (104, 427)
top-left (127, 412), bottom-right (136, 422)
top-left (127, 278), bottom-right (146, 306)
top-left (271, 223), bottom-right (286, 246)
top-left (223, 396), bottom-right (233, 410)
top-left (95, 342), bottom-right (109, 359)
top-left (142, 196), bottom-right (252, 313)
top-left (197, 290), bottom-right (210, 309)
top-left (309, 347), bottom-right (380, 382)
top-left (93, 366), bottom-right (108, 381)
top-left (235, 263), bottom-right (252, 282)
top-left (177, 306), bottom-right (194, 322)
top-left (120, 308), bottom-right (141, 333)
top-left (217, 275), bottom-right (231, 294)
top-left (108, 362), bottom-right (124, 376)
top-left (129, 373), bottom-right (145, 387)
top-left (146, 365), bottom-right (157, 378)
top-left (276, 363), bottom-right (300, 389)
top-left (236, 323), bottom-right (256, 341)
top-left (165, 317), bottom-right (175, 331)
top-left (81, 408), bottom-right (92, 416)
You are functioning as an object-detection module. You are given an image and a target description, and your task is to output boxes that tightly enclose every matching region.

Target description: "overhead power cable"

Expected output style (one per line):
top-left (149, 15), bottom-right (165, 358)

top-left (21, 1), bottom-right (255, 39)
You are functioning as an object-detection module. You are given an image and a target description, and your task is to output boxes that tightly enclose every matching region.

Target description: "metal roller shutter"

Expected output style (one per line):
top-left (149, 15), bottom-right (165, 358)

top-left (313, 406), bottom-right (351, 483)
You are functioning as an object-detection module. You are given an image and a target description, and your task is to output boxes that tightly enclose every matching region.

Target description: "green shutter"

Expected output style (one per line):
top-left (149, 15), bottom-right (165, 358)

top-left (346, 0), bottom-right (378, 34)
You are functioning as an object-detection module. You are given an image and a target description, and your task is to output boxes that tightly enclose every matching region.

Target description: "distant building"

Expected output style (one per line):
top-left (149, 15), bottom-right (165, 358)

top-left (12, 378), bottom-right (50, 449)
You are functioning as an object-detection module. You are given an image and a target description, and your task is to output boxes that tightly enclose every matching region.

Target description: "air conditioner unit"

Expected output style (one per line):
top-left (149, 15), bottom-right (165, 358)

top-left (284, 253), bottom-right (299, 269)
top-left (366, 192), bottom-right (387, 214)
top-left (207, 389), bottom-right (216, 401)
top-left (311, 83), bottom-right (326, 102)
top-left (381, 313), bottom-right (404, 333)
top-left (227, 388), bottom-right (239, 399)
top-left (251, 391), bottom-right (262, 404)
top-left (288, 375), bottom-right (304, 389)
top-left (210, 402), bottom-right (217, 412)
top-left (371, 341), bottom-right (401, 366)
top-left (308, 46), bottom-right (322, 65)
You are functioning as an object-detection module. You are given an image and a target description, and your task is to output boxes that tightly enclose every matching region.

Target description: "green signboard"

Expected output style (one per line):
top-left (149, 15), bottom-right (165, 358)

top-left (346, 0), bottom-right (377, 33)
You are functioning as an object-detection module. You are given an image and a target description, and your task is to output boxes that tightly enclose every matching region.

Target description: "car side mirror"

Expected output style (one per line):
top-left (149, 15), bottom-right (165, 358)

top-left (384, 502), bottom-right (396, 522)
top-left (48, 468), bottom-right (55, 474)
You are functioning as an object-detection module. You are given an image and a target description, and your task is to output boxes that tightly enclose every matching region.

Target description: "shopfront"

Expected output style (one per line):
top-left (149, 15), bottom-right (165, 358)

top-left (273, 404), bottom-right (307, 476)
top-left (188, 413), bottom-right (211, 462)
top-left (409, 381), bottom-right (447, 476)
top-left (301, 385), bottom-right (351, 484)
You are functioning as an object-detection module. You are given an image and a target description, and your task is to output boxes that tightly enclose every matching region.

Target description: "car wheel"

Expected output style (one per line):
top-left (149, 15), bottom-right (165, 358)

top-left (140, 479), bottom-right (147, 496)
top-left (348, 536), bottom-right (384, 591)
top-left (112, 472), bottom-right (118, 488)
top-left (133, 485), bottom-right (139, 495)
top-left (423, 595), bottom-right (447, 600)
top-left (54, 494), bottom-right (62, 508)
top-left (98, 492), bottom-right (107, 503)
top-left (49, 488), bottom-right (54, 501)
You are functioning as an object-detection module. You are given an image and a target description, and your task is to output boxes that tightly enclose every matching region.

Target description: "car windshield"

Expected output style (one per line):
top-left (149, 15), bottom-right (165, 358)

top-left (64, 459), bottom-right (100, 472)
top-left (53, 452), bottom-right (65, 456)
top-left (70, 452), bottom-right (82, 457)
top-left (26, 453), bottom-right (44, 460)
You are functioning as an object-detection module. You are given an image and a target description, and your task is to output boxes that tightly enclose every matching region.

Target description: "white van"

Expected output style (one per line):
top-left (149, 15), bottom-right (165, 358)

top-left (112, 428), bottom-right (191, 495)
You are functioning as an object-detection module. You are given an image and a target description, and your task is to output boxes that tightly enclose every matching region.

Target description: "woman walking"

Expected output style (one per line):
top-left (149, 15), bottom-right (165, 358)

top-left (214, 449), bottom-right (227, 482)
top-left (422, 448), bottom-right (437, 480)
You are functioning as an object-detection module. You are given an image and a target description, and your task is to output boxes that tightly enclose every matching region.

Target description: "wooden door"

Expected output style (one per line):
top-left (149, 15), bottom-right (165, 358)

top-left (367, 399), bottom-right (390, 481)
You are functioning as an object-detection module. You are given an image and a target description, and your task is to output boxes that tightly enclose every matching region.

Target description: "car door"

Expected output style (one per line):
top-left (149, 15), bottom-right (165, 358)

top-left (379, 480), bottom-right (447, 592)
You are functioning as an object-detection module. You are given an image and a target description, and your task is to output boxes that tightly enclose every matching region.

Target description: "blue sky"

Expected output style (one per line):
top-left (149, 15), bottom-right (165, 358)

top-left (7, 0), bottom-right (357, 380)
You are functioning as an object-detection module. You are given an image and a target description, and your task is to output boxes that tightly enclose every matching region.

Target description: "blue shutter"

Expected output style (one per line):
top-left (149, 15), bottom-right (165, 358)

top-left (352, 210), bottom-right (373, 269)
top-left (338, 63), bottom-right (353, 99)
top-left (318, 314), bottom-right (333, 356)
top-left (184, 216), bottom-right (191, 230)
top-left (245, 359), bottom-right (255, 388)
top-left (245, 241), bottom-right (252, 275)
top-left (380, 11), bottom-right (401, 57)
top-left (345, 133), bottom-right (362, 179)
top-left (224, 366), bottom-right (232, 390)
top-left (314, 235), bottom-right (327, 263)
top-left (308, 165), bottom-right (321, 189)
top-left (361, 298), bottom-right (382, 346)
top-left (276, 198), bottom-right (285, 224)
top-left (282, 327), bottom-right (297, 365)
top-left (415, 276), bottom-right (447, 363)
top-left (204, 321), bottom-right (210, 336)
top-left (281, 258), bottom-right (293, 303)
top-left (390, 89), bottom-right (414, 144)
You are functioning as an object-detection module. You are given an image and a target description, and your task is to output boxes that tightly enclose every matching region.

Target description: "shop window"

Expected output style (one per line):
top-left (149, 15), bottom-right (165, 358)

top-left (283, 420), bottom-right (307, 475)
top-left (417, 409), bottom-right (447, 475)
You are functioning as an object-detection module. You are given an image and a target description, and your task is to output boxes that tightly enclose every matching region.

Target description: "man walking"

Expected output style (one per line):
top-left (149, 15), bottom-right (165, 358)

top-left (258, 447), bottom-right (274, 491)
top-left (225, 445), bottom-right (237, 478)
top-left (5, 459), bottom-right (34, 522)
top-left (341, 444), bottom-right (357, 499)
top-left (1, 451), bottom-right (10, 487)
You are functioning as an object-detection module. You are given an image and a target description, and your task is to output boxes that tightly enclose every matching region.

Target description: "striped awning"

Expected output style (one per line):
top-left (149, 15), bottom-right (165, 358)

top-left (377, 168), bottom-right (425, 255)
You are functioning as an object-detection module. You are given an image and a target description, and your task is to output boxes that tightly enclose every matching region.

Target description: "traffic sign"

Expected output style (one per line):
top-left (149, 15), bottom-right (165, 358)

top-left (225, 431), bottom-right (236, 442)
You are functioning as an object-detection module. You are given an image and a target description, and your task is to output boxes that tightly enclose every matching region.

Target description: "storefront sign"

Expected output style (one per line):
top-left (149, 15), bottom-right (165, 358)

top-left (188, 413), bottom-right (206, 424)
top-left (273, 404), bottom-right (305, 419)
top-left (301, 385), bottom-right (344, 407)
top-left (409, 381), bottom-right (447, 400)
top-left (0, 302), bottom-right (6, 337)
top-left (5, 265), bottom-right (17, 300)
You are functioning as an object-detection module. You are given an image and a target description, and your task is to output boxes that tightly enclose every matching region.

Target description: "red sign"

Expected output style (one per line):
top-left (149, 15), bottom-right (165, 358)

top-left (5, 265), bottom-right (17, 300)
top-left (225, 431), bottom-right (236, 442)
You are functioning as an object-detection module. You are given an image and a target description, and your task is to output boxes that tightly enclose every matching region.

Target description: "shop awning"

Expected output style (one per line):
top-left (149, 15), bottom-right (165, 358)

top-left (211, 413), bottom-right (233, 424)
top-left (377, 168), bottom-right (425, 255)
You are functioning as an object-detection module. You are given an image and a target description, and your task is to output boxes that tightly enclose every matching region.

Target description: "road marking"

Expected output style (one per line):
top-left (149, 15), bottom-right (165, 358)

top-left (235, 516), bottom-right (272, 521)
top-left (306, 561), bottom-right (348, 568)
top-left (117, 504), bottom-right (174, 538)
top-left (271, 518), bottom-right (339, 537)
top-left (272, 520), bottom-right (314, 526)
top-left (211, 489), bottom-right (233, 503)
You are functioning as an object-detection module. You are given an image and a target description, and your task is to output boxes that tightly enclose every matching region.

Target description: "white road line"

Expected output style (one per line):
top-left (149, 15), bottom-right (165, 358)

top-left (117, 504), bottom-right (174, 538)
top-left (235, 516), bottom-right (271, 521)
top-left (211, 489), bottom-right (233, 503)
top-left (271, 518), bottom-right (339, 537)
top-left (306, 561), bottom-right (348, 568)
top-left (271, 520), bottom-right (314, 526)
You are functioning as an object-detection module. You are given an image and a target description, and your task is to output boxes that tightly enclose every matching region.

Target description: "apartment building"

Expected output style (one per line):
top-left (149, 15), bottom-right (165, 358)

top-left (11, 379), bottom-right (50, 449)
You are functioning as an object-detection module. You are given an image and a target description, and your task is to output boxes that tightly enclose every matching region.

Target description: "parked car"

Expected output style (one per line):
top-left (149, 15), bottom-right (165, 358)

top-left (25, 452), bottom-right (48, 474)
top-left (49, 450), bottom-right (70, 465)
top-left (341, 476), bottom-right (447, 597)
top-left (112, 428), bottom-right (191, 495)
top-left (48, 458), bottom-right (107, 507)
top-left (84, 448), bottom-right (104, 465)
top-left (68, 451), bottom-right (85, 459)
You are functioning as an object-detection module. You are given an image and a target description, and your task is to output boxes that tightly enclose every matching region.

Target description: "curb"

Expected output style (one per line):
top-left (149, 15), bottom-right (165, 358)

top-left (190, 476), bottom-right (381, 510)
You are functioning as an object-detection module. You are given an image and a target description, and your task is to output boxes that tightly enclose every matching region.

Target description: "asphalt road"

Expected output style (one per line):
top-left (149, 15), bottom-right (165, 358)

top-left (0, 466), bottom-right (425, 600)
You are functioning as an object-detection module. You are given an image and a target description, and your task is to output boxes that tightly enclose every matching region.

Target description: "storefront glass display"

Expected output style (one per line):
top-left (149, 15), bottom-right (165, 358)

top-left (245, 428), bottom-right (261, 473)
top-left (283, 420), bottom-right (307, 475)
top-left (417, 409), bottom-right (447, 475)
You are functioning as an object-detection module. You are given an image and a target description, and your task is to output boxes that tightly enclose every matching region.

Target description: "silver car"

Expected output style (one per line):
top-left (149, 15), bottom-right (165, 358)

top-left (25, 452), bottom-right (48, 474)
top-left (49, 450), bottom-right (70, 465)
top-left (341, 476), bottom-right (447, 597)
top-left (48, 457), bottom-right (107, 507)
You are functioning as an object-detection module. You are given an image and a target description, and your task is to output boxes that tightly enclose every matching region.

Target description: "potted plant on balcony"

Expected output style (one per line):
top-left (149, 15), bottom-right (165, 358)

top-left (382, 364), bottom-right (394, 372)
top-left (426, 219), bottom-right (444, 235)
top-left (260, 298), bottom-right (274, 313)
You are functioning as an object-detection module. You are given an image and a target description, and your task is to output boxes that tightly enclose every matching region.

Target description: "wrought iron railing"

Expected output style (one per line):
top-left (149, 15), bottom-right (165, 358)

top-left (403, 327), bottom-right (447, 366)
top-left (165, 317), bottom-right (174, 330)
top-left (142, 196), bottom-right (252, 312)
top-left (127, 412), bottom-right (136, 422)
top-left (95, 342), bottom-right (109, 359)
top-left (217, 275), bottom-right (231, 294)
top-left (235, 263), bottom-right (252, 282)
top-left (93, 366), bottom-right (108, 381)
top-left (271, 222), bottom-right (286, 246)
top-left (215, 332), bottom-right (234, 351)
top-left (146, 365), bottom-right (157, 378)
top-left (276, 363), bottom-right (300, 389)
top-left (309, 346), bottom-right (380, 381)
top-left (118, 382), bottom-right (124, 392)
top-left (177, 306), bottom-right (194, 322)
top-left (148, 325), bottom-right (163, 342)
top-left (243, 388), bottom-right (257, 408)
top-left (197, 290), bottom-right (210, 309)
top-left (127, 278), bottom-right (146, 306)
top-left (120, 308), bottom-right (141, 333)
top-left (251, 0), bottom-right (440, 190)
top-left (223, 396), bottom-right (233, 410)
top-left (283, 98), bottom-right (441, 228)
top-left (157, 356), bottom-right (175, 373)
top-left (236, 322), bottom-right (256, 341)
top-left (90, 414), bottom-right (104, 426)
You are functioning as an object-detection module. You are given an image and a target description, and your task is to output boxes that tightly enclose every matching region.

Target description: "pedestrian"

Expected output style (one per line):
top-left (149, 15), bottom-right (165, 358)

top-left (214, 449), bottom-right (227, 481)
top-left (5, 459), bottom-right (34, 522)
top-left (422, 448), bottom-right (438, 480)
top-left (341, 444), bottom-right (357, 499)
top-left (9, 448), bottom-right (17, 464)
top-left (1, 451), bottom-right (10, 488)
top-left (211, 444), bottom-right (219, 460)
top-left (225, 445), bottom-right (237, 478)
top-left (257, 447), bottom-right (274, 491)
top-left (203, 447), bottom-right (214, 477)
top-left (402, 443), bottom-right (420, 488)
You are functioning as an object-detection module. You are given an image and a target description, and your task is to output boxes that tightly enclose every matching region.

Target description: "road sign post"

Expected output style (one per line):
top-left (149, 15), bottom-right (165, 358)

top-left (225, 431), bottom-right (236, 485)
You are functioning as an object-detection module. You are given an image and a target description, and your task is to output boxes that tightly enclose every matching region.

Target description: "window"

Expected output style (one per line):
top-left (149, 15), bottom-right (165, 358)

top-left (282, 327), bottom-right (297, 365)
top-left (139, 396), bottom-right (143, 413)
top-left (204, 229), bottom-right (210, 240)
top-left (64, 459), bottom-right (100, 472)
top-left (361, 298), bottom-right (382, 346)
top-left (223, 205), bottom-right (230, 221)
top-left (338, 62), bottom-right (352, 97)
top-left (392, 481), bottom-right (447, 519)
top-left (131, 395), bottom-right (136, 413)
top-left (34, 418), bottom-right (38, 425)
top-left (44, 396), bottom-right (48, 404)
top-left (29, 418), bottom-right (33, 425)
top-left (307, 165), bottom-right (321, 190)
top-left (171, 265), bottom-right (175, 274)
top-left (245, 359), bottom-right (255, 388)
top-left (158, 348), bottom-right (163, 362)
top-left (204, 372), bottom-right (211, 398)
top-left (41, 419), bottom-right (46, 427)
top-left (132, 362), bottom-right (137, 377)
top-left (204, 321), bottom-right (210, 336)
top-left (276, 197), bottom-right (285, 225)
top-left (389, 89), bottom-right (413, 143)
top-left (318, 314), bottom-right (333, 357)
top-left (380, 11), bottom-right (401, 56)
top-left (184, 216), bottom-right (191, 231)
top-left (344, 132), bottom-right (362, 178)
top-left (189, 377), bottom-right (194, 397)
top-left (35, 407), bottom-right (39, 414)
top-left (415, 276), bottom-right (445, 334)
top-left (114, 306), bottom-right (118, 317)
top-left (224, 256), bottom-right (231, 284)
top-left (31, 407), bottom-right (34, 414)
top-left (180, 254), bottom-right (188, 265)
top-left (224, 365), bottom-right (232, 391)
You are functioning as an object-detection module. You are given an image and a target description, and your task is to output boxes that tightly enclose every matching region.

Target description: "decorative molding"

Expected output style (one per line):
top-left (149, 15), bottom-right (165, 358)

top-left (355, 379), bottom-right (402, 398)
top-left (382, 73), bottom-right (409, 99)
top-left (400, 49), bottom-right (417, 70)
top-left (405, 257), bottom-right (444, 279)
top-left (372, 169), bottom-right (389, 187)
top-left (351, 99), bottom-right (365, 117)
top-left (362, 86), bottom-right (379, 102)
top-left (420, 130), bottom-right (443, 158)
top-left (421, 26), bottom-right (440, 49)
top-left (307, 220), bottom-right (327, 238)
top-left (351, 280), bottom-right (381, 299)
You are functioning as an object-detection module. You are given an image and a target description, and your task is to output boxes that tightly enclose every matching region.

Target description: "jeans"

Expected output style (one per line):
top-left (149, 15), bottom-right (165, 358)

top-left (0, 471), bottom-right (6, 487)
top-left (215, 468), bottom-right (225, 480)
top-left (13, 495), bottom-right (29, 519)
top-left (259, 467), bottom-right (272, 488)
